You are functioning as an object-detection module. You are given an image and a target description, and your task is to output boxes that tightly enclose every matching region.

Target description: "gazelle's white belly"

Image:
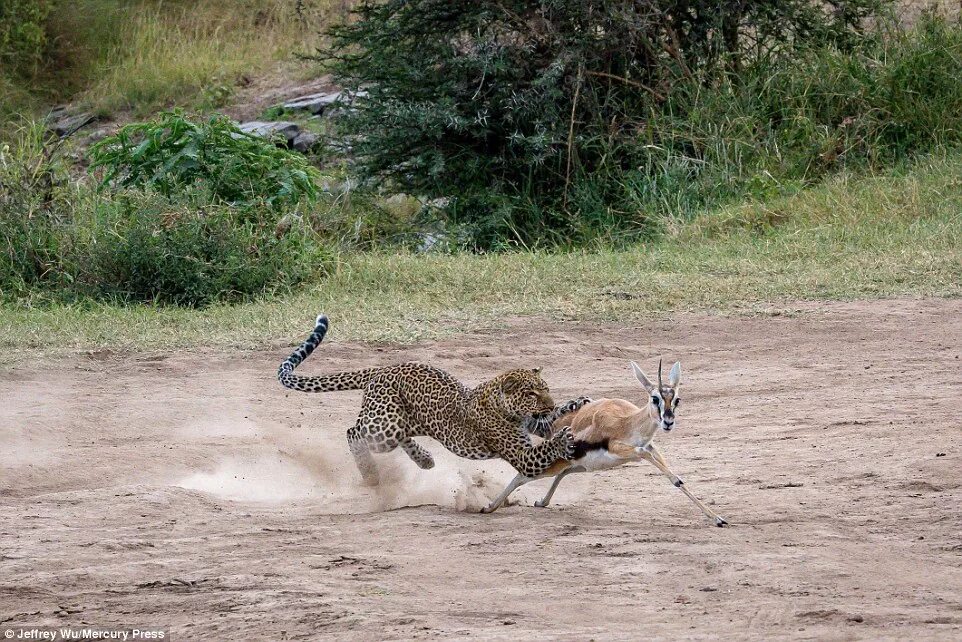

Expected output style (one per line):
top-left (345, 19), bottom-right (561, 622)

top-left (574, 448), bottom-right (626, 472)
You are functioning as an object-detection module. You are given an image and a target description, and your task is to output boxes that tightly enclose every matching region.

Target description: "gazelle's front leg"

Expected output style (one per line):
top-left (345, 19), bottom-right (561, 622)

top-left (640, 444), bottom-right (728, 527)
top-left (481, 473), bottom-right (532, 513)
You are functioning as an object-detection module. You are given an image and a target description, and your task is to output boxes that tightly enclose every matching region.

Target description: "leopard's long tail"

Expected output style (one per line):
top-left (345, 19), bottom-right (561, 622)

top-left (277, 314), bottom-right (379, 392)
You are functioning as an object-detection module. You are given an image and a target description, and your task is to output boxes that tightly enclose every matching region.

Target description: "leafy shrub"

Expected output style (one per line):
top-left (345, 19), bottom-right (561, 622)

top-left (321, 0), bottom-right (889, 247)
top-left (89, 110), bottom-right (320, 209)
top-left (637, 12), bottom-right (962, 217)
top-left (1, 118), bottom-right (331, 307)
top-left (0, 120), bottom-right (76, 297)
top-left (0, 0), bottom-right (49, 76)
top-left (83, 192), bottom-right (330, 306)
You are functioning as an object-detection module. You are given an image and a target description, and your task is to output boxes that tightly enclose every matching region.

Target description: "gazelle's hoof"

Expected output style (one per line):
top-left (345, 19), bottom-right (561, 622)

top-left (715, 517), bottom-right (729, 527)
top-left (533, 500), bottom-right (548, 508)
top-left (480, 504), bottom-right (497, 514)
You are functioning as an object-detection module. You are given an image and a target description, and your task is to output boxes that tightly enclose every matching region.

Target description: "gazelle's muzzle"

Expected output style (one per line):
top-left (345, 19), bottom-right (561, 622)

top-left (661, 411), bottom-right (675, 431)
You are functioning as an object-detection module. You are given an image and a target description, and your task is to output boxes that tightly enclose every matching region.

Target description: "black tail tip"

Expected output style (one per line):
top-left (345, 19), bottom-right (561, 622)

top-left (315, 314), bottom-right (329, 329)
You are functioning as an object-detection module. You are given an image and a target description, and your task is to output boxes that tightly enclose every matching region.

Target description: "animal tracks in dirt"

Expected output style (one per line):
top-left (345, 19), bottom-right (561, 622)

top-left (310, 555), bottom-right (395, 577)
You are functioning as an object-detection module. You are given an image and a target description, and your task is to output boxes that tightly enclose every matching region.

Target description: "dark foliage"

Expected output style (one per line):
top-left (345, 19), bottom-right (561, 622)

top-left (321, 0), bottom-right (889, 247)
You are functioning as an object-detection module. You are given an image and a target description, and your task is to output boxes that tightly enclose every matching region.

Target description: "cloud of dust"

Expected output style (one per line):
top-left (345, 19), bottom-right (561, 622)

top-left (173, 419), bottom-right (565, 513)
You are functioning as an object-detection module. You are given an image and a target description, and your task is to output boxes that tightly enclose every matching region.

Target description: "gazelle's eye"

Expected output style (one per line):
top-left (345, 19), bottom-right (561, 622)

top-left (651, 396), bottom-right (660, 405)
top-left (674, 398), bottom-right (680, 407)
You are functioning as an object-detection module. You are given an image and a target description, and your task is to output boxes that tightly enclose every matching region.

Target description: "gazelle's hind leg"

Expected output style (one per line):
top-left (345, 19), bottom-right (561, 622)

top-left (481, 473), bottom-right (532, 513)
top-left (400, 438), bottom-right (435, 469)
top-left (534, 466), bottom-right (585, 508)
top-left (641, 444), bottom-right (728, 527)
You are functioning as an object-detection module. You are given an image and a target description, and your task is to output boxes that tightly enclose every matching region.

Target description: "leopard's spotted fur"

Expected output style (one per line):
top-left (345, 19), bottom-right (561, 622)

top-left (278, 315), bottom-right (590, 484)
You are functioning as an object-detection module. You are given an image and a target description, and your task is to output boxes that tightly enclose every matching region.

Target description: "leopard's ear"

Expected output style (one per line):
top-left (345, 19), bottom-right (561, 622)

top-left (531, 366), bottom-right (542, 375)
top-left (501, 374), bottom-right (522, 394)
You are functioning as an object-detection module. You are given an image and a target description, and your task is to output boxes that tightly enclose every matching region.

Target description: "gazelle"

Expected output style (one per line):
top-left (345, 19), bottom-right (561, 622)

top-left (482, 360), bottom-right (728, 527)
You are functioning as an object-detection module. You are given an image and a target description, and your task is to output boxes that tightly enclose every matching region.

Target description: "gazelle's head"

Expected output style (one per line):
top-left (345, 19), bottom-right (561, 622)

top-left (629, 359), bottom-right (682, 431)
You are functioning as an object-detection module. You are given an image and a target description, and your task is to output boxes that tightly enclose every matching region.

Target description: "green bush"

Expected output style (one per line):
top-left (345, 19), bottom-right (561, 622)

top-left (321, 0), bottom-right (889, 247)
top-left (0, 120), bottom-right (76, 297)
top-left (83, 192), bottom-right (329, 306)
top-left (89, 110), bottom-right (321, 209)
top-left (0, 0), bottom-right (49, 76)
top-left (1, 118), bottom-right (332, 307)
top-left (636, 12), bottom-right (962, 219)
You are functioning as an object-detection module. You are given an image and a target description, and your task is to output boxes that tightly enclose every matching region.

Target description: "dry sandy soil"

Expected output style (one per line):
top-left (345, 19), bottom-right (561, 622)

top-left (1, 298), bottom-right (960, 640)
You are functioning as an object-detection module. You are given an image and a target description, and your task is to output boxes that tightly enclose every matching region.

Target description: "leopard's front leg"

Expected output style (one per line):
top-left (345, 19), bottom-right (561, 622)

top-left (492, 423), bottom-right (576, 478)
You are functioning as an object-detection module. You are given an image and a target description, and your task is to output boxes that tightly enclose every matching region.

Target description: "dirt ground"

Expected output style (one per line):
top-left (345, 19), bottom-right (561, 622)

top-left (1, 298), bottom-right (960, 640)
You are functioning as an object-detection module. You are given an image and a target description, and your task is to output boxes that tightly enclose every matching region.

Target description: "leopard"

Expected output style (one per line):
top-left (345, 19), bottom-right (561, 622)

top-left (277, 314), bottom-right (591, 486)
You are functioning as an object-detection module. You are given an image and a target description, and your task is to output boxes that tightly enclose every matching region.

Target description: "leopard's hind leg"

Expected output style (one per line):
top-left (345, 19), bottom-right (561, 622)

top-left (347, 427), bottom-right (383, 486)
top-left (346, 389), bottom-right (432, 485)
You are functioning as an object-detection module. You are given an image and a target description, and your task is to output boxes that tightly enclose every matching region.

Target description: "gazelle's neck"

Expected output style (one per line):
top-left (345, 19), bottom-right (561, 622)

top-left (627, 407), bottom-right (660, 445)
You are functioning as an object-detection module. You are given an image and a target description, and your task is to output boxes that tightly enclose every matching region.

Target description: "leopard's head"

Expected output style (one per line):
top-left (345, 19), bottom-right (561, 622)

top-left (496, 368), bottom-right (555, 420)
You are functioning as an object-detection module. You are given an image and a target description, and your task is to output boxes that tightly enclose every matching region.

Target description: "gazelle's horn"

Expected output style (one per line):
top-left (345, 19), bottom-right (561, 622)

top-left (657, 358), bottom-right (663, 390)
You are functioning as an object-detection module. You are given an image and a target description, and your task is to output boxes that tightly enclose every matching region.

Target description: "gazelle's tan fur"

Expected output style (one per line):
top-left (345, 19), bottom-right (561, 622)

top-left (482, 360), bottom-right (728, 527)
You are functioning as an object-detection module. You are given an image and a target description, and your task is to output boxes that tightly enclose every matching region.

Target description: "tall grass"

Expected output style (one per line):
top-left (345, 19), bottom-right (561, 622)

top-left (0, 118), bottom-right (81, 295)
top-left (2, 0), bottom-right (348, 119)
top-left (564, 12), bottom-right (962, 245)
top-left (78, 1), bottom-right (315, 114)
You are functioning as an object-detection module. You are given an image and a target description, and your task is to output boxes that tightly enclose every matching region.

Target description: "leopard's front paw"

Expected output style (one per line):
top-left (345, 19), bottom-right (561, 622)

top-left (563, 396), bottom-right (593, 414)
top-left (551, 425), bottom-right (576, 460)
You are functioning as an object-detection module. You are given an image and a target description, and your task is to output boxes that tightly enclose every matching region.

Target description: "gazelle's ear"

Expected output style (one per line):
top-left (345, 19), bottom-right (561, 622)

top-left (668, 361), bottom-right (682, 387)
top-left (629, 361), bottom-right (655, 392)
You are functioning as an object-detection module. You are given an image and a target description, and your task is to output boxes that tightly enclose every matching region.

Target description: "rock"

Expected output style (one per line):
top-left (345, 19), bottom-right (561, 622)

top-left (46, 107), bottom-right (97, 137)
top-left (291, 131), bottom-right (318, 152)
top-left (379, 193), bottom-right (421, 219)
top-left (417, 232), bottom-right (444, 253)
top-left (237, 120), bottom-right (320, 153)
top-left (237, 121), bottom-right (301, 146)
top-left (282, 91), bottom-right (343, 115)
top-left (321, 179), bottom-right (357, 195)
top-left (281, 89), bottom-right (368, 117)
top-left (84, 128), bottom-right (112, 145)
top-left (322, 90), bottom-right (368, 120)
top-left (423, 197), bottom-right (450, 210)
